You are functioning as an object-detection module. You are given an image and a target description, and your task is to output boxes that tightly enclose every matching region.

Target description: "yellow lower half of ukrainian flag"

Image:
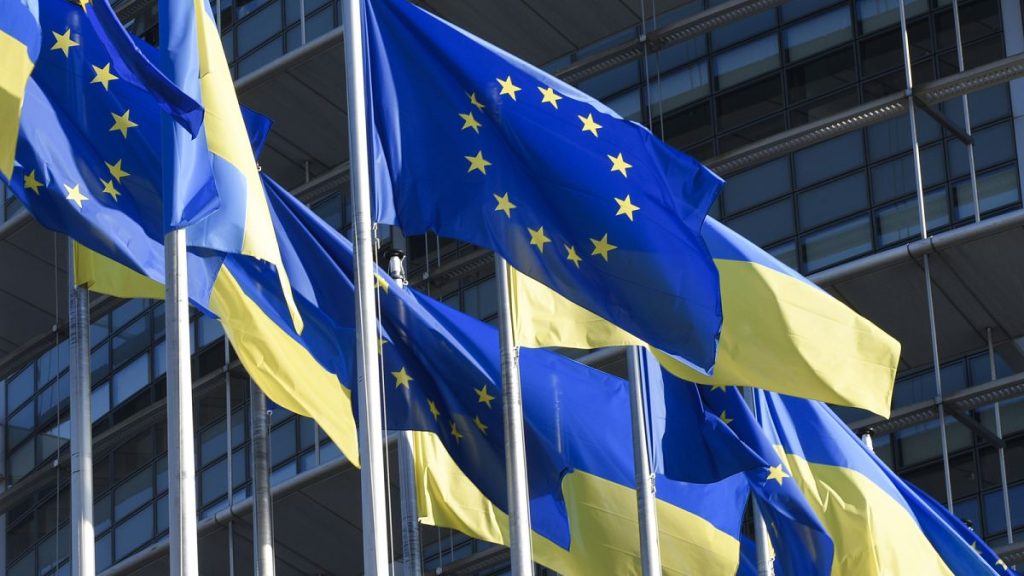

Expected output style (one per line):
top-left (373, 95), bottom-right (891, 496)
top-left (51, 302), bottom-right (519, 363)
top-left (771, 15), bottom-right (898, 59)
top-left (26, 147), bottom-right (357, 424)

top-left (510, 259), bottom-right (899, 417)
top-left (0, 31), bottom-right (33, 179)
top-left (779, 449), bottom-right (953, 576)
top-left (412, 431), bottom-right (741, 576)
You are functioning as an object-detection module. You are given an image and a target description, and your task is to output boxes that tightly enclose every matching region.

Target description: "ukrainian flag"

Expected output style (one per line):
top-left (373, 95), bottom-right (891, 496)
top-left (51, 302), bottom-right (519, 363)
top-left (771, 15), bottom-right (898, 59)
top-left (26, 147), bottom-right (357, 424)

top-left (0, 0), bottom-right (39, 178)
top-left (511, 217), bottom-right (901, 417)
top-left (756, 390), bottom-right (1016, 575)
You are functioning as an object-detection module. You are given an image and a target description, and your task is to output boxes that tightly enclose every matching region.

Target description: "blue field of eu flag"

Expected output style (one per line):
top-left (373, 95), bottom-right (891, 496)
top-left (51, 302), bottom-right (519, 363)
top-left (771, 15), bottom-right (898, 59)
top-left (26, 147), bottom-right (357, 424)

top-left (363, 0), bottom-right (724, 372)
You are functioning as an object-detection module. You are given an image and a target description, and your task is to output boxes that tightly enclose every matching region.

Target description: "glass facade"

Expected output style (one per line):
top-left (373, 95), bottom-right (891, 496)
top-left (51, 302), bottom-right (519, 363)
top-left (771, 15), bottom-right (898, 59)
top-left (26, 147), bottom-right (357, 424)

top-left (4, 0), bottom-right (1024, 573)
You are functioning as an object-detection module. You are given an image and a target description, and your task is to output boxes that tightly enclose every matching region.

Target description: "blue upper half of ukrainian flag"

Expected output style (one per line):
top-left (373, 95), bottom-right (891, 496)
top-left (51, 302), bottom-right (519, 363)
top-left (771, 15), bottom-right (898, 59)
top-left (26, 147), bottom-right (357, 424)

top-left (363, 0), bottom-right (724, 373)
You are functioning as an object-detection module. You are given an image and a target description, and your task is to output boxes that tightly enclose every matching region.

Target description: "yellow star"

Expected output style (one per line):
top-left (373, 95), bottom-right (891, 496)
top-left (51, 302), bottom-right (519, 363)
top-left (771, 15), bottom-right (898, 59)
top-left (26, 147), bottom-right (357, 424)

top-left (465, 151), bottom-right (491, 174)
top-left (497, 76), bottom-right (521, 100)
top-left (475, 385), bottom-right (495, 409)
top-left (468, 92), bottom-right (486, 111)
top-left (493, 192), bottom-right (516, 218)
top-left (473, 416), bottom-right (488, 435)
top-left (23, 170), bottom-right (43, 194)
top-left (100, 179), bottom-right (121, 201)
top-left (718, 410), bottom-right (733, 425)
top-left (109, 110), bottom-right (138, 138)
top-left (528, 226), bottom-right (551, 253)
top-left (537, 86), bottom-right (562, 108)
top-left (428, 399), bottom-right (441, 421)
top-left (375, 273), bottom-right (390, 293)
top-left (564, 245), bottom-right (582, 268)
top-left (391, 367), bottom-right (413, 389)
top-left (74, 0), bottom-right (91, 12)
top-left (450, 420), bottom-right (464, 443)
top-left (64, 184), bottom-right (88, 209)
top-left (614, 195), bottom-right (639, 221)
top-left (589, 233), bottom-right (617, 261)
top-left (578, 113), bottom-right (602, 137)
top-left (710, 383), bottom-right (728, 392)
top-left (90, 63), bottom-right (118, 91)
top-left (459, 111), bottom-right (482, 134)
top-left (51, 29), bottom-right (79, 58)
top-left (105, 159), bottom-right (130, 182)
top-left (766, 465), bottom-right (789, 485)
top-left (608, 153), bottom-right (632, 177)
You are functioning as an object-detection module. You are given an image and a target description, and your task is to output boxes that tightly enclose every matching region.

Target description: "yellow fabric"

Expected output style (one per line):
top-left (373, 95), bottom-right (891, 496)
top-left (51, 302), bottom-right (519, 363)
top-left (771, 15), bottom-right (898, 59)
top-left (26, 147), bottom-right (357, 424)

top-left (192, 2), bottom-right (302, 334)
top-left (73, 251), bottom-right (359, 465)
top-left (208, 265), bottom-right (358, 464)
top-left (0, 31), bottom-right (33, 179)
top-left (779, 449), bottom-right (954, 576)
top-left (509, 260), bottom-right (899, 417)
top-left (413, 431), bottom-right (740, 576)
top-left (72, 243), bottom-right (164, 298)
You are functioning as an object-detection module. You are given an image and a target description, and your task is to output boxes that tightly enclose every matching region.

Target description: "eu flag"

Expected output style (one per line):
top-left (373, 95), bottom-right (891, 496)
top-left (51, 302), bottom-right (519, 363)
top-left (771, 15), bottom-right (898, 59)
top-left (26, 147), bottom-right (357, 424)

top-left (0, 0), bottom-right (40, 178)
top-left (363, 0), bottom-right (723, 372)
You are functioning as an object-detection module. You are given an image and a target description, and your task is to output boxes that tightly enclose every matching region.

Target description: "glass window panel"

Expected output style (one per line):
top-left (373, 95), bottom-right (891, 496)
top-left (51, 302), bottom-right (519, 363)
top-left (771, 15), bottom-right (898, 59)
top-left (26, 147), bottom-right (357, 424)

top-left (649, 35), bottom-right (705, 72)
top-left (37, 341), bottom-right (68, 384)
top-left (724, 198), bottom-right (794, 247)
top-left (935, 0), bottom-right (1002, 50)
top-left (662, 101), bottom-right (712, 149)
top-left (953, 498), bottom-right (981, 533)
top-left (716, 75), bottom-right (783, 132)
top-left (111, 315), bottom-right (149, 366)
top-left (299, 417), bottom-right (316, 450)
top-left (953, 167), bottom-right (1021, 221)
top-left (8, 365), bottom-right (34, 412)
top-left (711, 10), bottom-right (775, 50)
top-left (577, 62), bottom-right (639, 101)
top-left (948, 122), bottom-right (1015, 178)
top-left (942, 85), bottom-right (1011, 130)
top-left (157, 455), bottom-right (168, 494)
top-left (722, 158), bottom-right (791, 215)
top-left (201, 459), bottom-right (229, 506)
top-left (38, 526), bottom-right (70, 576)
top-left (94, 493), bottom-right (111, 533)
top-left (786, 47), bottom-right (856, 104)
top-left (115, 506), bottom-right (154, 560)
top-left (271, 419), bottom-right (296, 466)
top-left (91, 382), bottom-right (110, 423)
top-left (305, 7), bottom-right (335, 42)
top-left (237, 0), bottom-right (282, 55)
top-left (156, 494), bottom-right (168, 535)
top-left (232, 407), bottom-right (246, 448)
top-left (714, 34), bottom-right (779, 90)
top-left (38, 419), bottom-right (71, 463)
top-left (271, 460), bottom-right (297, 485)
top-left (984, 484), bottom-right (1024, 537)
top-left (782, 0), bottom-right (844, 21)
top-left (238, 38), bottom-right (284, 77)
top-left (9, 440), bottom-right (34, 480)
top-left (152, 303), bottom-right (164, 341)
top-left (112, 354), bottom-right (150, 407)
top-left (656, 61), bottom-right (709, 112)
top-left (91, 344), bottom-right (109, 382)
top-left (784, 8), bottom-right (851, 62)
top-left (856, 0), bottom-right (927, 34)
top-left (790, 91), bottom-right (860, 128)
top-left (312, 194), bottom-right (342, 230)
top-left (875, 188), bottom-right (950, 246)
top-left (719, 114), bottom-right (786, 154)
top-left (233, 447), bottom-right (249, 489)
top-left (95, 533), bottom-right (112, 572)
top-left (111, 300), bottom-right (145, 330)
top-left (799, 172), bottom-right (869, 230)
top-left (319, 439), bottom-right (342, 463)
top-left (871, 145), bottom-right (945, 205)
top-left (8, 553), bottom-right (34, 576)
top-left (90, 314), bottom-right (109, 349)
top-left (200, 419), bottom-right (227, 466)
top-left (198, 315), bottom-right (224, 347)
top-left (802, 215), bottom-right (872, 272)
top-left (153, 339), bottom-right (166, 379)
top-left (767, 242), bottom-right (798, 271)
top-left (867, 112), bottom-right (941, 161)
top-left (114, 469), bottom-right (153, 520)
top-left (9, 401), bottom-right (35, 446)
top-left (605, 89), bottom-right (642, 122)
top-left (794, 131), bottom-right (864, 189)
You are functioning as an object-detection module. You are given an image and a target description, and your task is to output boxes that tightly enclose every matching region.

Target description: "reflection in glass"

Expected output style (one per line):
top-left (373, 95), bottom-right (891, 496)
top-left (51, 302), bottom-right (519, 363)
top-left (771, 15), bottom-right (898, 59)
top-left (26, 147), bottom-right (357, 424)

top-left (798, 172), bottom-right (869, 230)
top-left (953, 167), bottom-right (1021, 221)
top-left (714, 35), bottom-right (779, 90)
top-left (802, 215), bottom-right (872, 272)
top-left (875, 188), bottom-right (949, 246)
top-left (784, 8), bottom-right (851, 62)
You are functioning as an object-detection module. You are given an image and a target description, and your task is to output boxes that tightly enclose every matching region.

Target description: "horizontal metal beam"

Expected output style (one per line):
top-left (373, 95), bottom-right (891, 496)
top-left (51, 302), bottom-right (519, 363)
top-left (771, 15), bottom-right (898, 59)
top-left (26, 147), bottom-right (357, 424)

top-left (707, 53), bottom-right (1024, 176)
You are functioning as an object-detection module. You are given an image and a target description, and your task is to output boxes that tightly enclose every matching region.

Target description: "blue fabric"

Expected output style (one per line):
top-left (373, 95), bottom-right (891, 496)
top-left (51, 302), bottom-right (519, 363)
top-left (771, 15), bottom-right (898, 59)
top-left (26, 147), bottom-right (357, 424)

top-left (0, 0), bottom-right (40, 58)
top-left (363, 0), bottom-right (723, 373)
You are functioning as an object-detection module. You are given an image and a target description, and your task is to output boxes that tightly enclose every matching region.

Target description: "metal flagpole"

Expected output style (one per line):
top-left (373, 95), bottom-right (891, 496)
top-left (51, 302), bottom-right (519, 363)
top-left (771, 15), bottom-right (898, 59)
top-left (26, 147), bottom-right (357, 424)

top-left (68, 242), bottom-right (95, 576)
top-left (250, 381), bottom-right (276, 575)
top-left (743, 387), bottom-right (773, 576)
top-left (861, 430), bottom-right (875, 453)
top-left (494, 257), bottom-right (534, 576)
top-left (987, 329), bottom-right (1014, 544)
top-left (340, 0), bottom-right (391, 573)
top-left (387, 251), bottom-right (424, 576)
top-left (626, 347), bottom-right (661, 576)
top-left (897, 0), bottom-right (954, 512)
top-left (224, 341), bottom-right (237, 576)
top-left (951, 0), bottom-right (982, 223)
top-left (165, 228), bottom-right (200, 575)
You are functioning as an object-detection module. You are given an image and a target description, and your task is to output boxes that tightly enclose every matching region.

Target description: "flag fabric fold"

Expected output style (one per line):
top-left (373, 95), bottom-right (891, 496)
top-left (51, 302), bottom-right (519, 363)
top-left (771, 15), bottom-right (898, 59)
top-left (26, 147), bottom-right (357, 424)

top-left (363, 0), bottom-right (723, 373)
top-left (510, 216), bottom-right (901, 417)
top-left (0, 0), bottom-right (39, 178)
top-left (755, 390), bottom-right (1017, 575)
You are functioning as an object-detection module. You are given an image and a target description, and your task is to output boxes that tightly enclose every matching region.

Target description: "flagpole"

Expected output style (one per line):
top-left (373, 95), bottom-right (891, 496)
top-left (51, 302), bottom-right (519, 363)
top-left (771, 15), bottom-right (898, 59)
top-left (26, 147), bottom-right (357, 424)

top-left (494, 257), bottom-right (534, 576)
top-left (164, 229), bottom-right (200, 575)
top-left (388, 251), bottom-right (424, 576)
top-left (743, 387), bottom-right (774, 576)
top-left (68, 242), bottom-right (95, 576)
top-left (250, 381), bottom-right (276, 575)
top-left (340, 0), bottom-right (391, 573)
top-left (626, 347), bottom-right (661, 576)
